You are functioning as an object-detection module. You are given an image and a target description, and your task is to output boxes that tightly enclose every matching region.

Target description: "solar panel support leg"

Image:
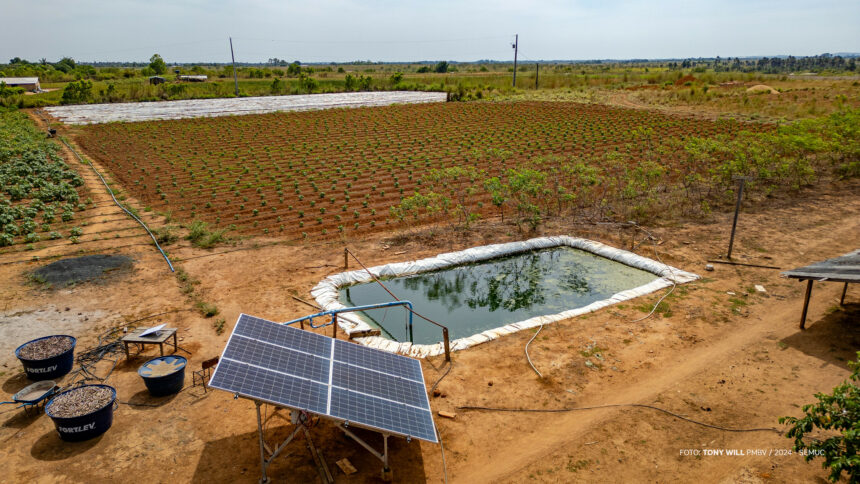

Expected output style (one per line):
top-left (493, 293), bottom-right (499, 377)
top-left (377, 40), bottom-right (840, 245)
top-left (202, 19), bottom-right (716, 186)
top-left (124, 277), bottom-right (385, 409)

top-left (800, 279), bottom-right (813, 330)
top-left (257, 403), bottom-right (269, 483)
top-left (256, 403), bottom-right (303, 483)
top-left (338, 423), bottom-right (390, 465)
top-left (841, 282), bottom-right (848, 306)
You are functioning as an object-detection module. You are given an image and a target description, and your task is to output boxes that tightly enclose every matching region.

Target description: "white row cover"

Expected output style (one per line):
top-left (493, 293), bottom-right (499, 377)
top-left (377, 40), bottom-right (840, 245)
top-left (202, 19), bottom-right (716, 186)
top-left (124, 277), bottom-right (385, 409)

top-left (44, 91), bottom-right (447, 125)
top-left (311, 236), bottom-right (699, 358)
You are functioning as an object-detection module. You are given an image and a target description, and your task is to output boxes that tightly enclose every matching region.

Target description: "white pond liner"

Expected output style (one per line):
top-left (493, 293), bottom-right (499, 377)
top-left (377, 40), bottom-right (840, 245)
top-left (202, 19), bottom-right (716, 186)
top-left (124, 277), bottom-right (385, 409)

top-left (312, 236), bottom-right (699, 358)
top-left (44, 91), bottom-right (447, 125)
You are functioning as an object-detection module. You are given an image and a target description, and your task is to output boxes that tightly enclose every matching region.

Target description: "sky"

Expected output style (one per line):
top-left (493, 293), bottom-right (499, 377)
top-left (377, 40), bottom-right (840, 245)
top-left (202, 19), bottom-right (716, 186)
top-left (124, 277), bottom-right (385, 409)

top-left (2, 0), bottom-right (858, 64)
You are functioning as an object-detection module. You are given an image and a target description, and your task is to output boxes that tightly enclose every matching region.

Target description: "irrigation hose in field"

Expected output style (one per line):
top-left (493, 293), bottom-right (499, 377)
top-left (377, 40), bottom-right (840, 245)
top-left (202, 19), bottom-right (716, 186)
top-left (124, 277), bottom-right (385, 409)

top-left (457, 404), bottom-right (781, 433)
top-left (525, 324), bottom-right (544, 378)
top-left (53, 132), bottom-right (174, 272)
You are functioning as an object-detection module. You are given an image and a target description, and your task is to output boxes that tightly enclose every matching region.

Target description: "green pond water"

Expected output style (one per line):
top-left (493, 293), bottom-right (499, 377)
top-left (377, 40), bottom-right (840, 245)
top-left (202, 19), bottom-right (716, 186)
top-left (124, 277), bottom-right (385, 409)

top-left (338, 247), bottom-right (658, 345)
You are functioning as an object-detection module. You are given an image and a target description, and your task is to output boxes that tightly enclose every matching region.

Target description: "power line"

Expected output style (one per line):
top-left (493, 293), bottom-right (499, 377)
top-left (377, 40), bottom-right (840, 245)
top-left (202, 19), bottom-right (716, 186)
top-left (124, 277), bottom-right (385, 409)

top-left (233, 35), bottom-right (513, 45)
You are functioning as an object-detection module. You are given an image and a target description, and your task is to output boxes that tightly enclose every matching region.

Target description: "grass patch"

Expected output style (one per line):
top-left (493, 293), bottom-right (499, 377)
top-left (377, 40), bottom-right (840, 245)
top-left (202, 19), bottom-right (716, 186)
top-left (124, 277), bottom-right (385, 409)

top-left (196, 301), bottom-right (219, 318)
top-left (186, 220), bottom-right (226, 249)
top-left (153, 225), bottom-right (179, 245)
top-left (636, 300), bottom-right (672, 317)
top-left (566, 459), bottom-right (591, 473)
top-left (213, 317), bottom-right (226, 335)
top-left (729, 296), bottom-right (748, 314)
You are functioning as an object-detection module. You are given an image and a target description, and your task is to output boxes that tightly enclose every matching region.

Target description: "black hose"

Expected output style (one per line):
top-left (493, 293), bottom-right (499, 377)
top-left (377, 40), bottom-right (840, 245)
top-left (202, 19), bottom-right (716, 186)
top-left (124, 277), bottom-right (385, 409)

top-left (35, 113), bottom-right (174, 273)
top-left (457, 404), bottom-right (781, 433)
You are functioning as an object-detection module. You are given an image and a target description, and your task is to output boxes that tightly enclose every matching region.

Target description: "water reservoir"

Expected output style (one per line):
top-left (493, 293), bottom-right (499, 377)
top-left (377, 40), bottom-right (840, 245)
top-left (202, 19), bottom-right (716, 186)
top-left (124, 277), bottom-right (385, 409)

top-left (339, 247), bottom-right (658, 345)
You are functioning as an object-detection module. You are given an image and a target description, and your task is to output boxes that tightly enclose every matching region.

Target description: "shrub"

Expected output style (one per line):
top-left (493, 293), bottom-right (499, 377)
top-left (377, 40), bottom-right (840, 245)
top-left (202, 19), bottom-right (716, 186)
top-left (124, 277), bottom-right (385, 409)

top-left (779, 352), bottom-right (860, 482)
top-left (196, 301), bottom-right (219, 318)
top-left (186, 220), bottom-right (226, 249)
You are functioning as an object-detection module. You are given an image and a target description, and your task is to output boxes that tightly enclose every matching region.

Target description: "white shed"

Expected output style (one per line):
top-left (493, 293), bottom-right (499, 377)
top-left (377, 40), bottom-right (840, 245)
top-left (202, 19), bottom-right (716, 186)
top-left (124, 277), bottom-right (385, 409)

top-left (0, 77), bottom-right (41, 92)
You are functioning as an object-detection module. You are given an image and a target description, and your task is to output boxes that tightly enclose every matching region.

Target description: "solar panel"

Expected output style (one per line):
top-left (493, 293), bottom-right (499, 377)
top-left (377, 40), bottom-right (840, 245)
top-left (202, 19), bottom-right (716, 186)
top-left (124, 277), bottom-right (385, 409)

top-left (209, 313), bottom-right (437, 443)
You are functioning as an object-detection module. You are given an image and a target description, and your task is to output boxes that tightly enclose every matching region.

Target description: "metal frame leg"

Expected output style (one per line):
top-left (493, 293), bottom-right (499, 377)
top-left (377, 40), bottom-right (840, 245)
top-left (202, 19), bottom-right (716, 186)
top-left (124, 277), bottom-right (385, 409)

top-left (257, 403), bottom-right (268, 483)
top-left (841, 282), bottom-right (848, 306)
top-left (800, 280), bottom-right (813, 330)
top-left (337, 424), bottom-right (392, 479)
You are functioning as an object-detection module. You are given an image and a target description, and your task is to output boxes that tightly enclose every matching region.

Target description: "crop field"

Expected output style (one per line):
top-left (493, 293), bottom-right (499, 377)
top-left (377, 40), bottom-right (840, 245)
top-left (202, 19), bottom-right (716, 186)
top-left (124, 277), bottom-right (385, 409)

top-left (75, 101), bottom-right (760, 239)
top-left (0, 111), bottom-right (91, 249)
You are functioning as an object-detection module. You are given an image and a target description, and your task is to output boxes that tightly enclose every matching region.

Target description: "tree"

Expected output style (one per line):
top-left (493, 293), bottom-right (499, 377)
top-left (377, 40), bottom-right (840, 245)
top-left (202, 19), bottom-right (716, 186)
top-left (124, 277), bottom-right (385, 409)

top-left (780, 352), bottom-right (860, 483)
top-left (287, 61), bottom-right (301, 76)
top-left (61, 80), bottom-right (93, 105)
top-left (149, 54), bottom-right (167, 75)
top-left (434, 61), bottom-right (449, 73)
top-left (389, 72), bottom-right (403, 85)
top-left (54, 57), bottom-right (76, 73)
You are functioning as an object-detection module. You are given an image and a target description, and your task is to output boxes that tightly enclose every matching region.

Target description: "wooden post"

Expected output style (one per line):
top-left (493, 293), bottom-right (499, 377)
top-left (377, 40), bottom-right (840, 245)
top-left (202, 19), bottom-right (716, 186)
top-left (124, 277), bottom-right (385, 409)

top-left (535, 63), bottom-right (539, 89)
top-left (332, 314), bottom-right (338, 339)
top-left (727, 177), bottom-right (750, 259)
top-left (800, 279), bottom-right (813, 330)
top-left (344, 248), bottom-right (349, 269)
top-left (841, 282), bottom-right (848, 306)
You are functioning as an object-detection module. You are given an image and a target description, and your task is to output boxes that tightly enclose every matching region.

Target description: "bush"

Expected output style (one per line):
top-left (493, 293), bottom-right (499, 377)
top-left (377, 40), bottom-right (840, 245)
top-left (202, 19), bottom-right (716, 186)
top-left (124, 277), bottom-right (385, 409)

top-left (185, 219), bottom-right (226, 249)
top-left (196, 301), bottom-right (219, 318)
top-left (780, 352), bottom-right (860, 482)
top-left (61, 80), bottom-right (93, 105)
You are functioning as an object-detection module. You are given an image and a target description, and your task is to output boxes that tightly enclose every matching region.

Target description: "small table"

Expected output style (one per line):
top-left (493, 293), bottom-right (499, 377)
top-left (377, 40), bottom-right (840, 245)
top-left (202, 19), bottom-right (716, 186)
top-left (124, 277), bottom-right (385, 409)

top-left (122, 327), bottom-right (178, 358)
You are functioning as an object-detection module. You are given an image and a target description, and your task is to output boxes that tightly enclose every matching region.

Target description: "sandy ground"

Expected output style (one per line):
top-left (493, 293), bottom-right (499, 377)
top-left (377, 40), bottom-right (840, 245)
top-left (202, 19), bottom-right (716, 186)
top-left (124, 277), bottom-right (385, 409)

top-left (0, 116), bottom-right (858, 483)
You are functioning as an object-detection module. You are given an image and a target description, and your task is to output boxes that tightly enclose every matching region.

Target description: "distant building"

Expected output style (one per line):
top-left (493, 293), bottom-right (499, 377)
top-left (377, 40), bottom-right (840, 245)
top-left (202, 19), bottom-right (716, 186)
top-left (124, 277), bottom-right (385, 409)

top-left (0, 77), bottom-right (40, 92)
top-left (149, 76), bottom-right (166, 85)
top-left (178, 75), bottom-right (207, 82)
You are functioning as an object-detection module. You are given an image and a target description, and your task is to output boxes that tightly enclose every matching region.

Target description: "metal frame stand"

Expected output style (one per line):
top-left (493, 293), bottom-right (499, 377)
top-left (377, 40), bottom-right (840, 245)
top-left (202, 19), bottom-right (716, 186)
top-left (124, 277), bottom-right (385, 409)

top-left (255, 403), bottom-right (333, 484)
top-left (338, 423), bottom-right (394, 481)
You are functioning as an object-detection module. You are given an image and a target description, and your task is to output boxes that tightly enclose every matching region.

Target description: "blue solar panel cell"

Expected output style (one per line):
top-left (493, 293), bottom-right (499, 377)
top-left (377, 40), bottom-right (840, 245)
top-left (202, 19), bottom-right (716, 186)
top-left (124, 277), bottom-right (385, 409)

top-left (234, 314), bottom-right (331, 357)
top-left (209, 358), bottom-right (328, 414)
top-left (330, 388), bottom-right (437, 443)
top-left (224, 335), bottom-right (330, 384)
top-left (210, 314), bottom-right (437, 443)
top-left (332, 362), bottom-right (429, 409)
top-left (333, 339), bottom-right (423, 383)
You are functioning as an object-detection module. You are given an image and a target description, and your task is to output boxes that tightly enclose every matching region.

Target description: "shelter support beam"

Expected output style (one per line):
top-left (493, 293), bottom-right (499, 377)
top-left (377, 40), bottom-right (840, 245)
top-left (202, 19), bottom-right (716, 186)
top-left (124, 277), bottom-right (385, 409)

top-left (800, 280), bottom-right (813, 330)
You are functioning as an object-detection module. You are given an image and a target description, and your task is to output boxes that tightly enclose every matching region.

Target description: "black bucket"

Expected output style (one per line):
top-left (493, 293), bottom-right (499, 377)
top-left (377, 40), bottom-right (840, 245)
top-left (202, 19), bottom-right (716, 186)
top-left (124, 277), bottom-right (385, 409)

top-left (15, 335), bottom-right (77, 381)
top-left (138, 355), bottom-right (187, 397)
top-left (45, 384), bottom-right (117, 442)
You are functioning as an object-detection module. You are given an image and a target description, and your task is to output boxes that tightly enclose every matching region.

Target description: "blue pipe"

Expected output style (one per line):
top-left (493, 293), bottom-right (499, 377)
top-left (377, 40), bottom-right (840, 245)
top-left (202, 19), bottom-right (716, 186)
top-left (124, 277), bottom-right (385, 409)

top-left (283, 301), bottom-right (415, 343)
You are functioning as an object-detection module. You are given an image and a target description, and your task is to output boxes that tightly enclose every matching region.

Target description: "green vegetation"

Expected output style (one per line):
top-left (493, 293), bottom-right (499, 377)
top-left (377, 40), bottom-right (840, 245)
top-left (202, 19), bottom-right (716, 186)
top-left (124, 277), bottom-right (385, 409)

top-left (213, 317), bottom-right (226, 335)
top-left (2, 53), bottom-right (857, 109)
top-left (392, 108), bottom-right (860, 232)
top-left (185, 219), bottom-right (226, 249)
top-left (780, 352), bottom-right (860, 482)
top-left (0, 110), bottom-right (84, 248)
top-left (195, 301), bottom-right (219, 318)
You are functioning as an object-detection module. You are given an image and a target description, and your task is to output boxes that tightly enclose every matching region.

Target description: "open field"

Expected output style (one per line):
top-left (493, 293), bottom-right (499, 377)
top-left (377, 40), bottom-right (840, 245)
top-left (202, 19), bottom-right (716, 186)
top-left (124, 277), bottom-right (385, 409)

top-left (1, 164), bottom-right (858, 482)
top-left (73, 101), bottom-right (763, 239)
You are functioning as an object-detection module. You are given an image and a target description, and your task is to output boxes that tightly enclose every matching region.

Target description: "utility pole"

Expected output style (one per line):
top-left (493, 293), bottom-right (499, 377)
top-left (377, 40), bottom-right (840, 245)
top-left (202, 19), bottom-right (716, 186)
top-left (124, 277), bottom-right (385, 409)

top-left (229, 37), bottom-right (239, 97)
top-left (512, 34), bottom-right (518, 87)
top-left (535, 63), bottom-right (539, 89)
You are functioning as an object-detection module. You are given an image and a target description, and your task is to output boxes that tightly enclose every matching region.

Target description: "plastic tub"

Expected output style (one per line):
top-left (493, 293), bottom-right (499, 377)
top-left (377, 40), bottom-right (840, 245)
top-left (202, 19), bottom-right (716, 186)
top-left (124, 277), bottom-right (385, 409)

top-left (15, 335), bottom-right (77, 381)
top-left (138, 355), bottom-right (187, 397)
top-left (45, 384), bottom-right (117, 442)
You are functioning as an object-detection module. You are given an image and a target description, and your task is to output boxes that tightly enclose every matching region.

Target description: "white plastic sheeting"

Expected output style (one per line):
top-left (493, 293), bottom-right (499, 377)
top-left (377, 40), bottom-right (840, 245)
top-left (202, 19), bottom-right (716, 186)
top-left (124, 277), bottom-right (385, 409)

top-left (44, 91), bottom-right (447, 125)
top-left (311, 236), bottom-right (699, 358)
